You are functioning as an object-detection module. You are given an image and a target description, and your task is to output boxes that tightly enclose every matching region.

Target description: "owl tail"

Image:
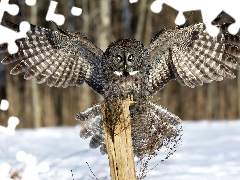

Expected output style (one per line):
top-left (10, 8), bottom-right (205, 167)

top-left (131, 101), bottom-right (182, 157)
top-left (76, 103), bottom-right (106, 153)
top-left (75, 103), bottom-right (102, 121)
top-left (147, 101), bottom-right (182, 125)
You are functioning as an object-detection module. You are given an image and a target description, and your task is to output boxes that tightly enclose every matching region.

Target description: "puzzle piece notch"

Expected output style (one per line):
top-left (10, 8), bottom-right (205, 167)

top-left (71, 6), bottom-right (82, 16)
top-left (0, 162), bottom-right (13, 180)
top-left (0, 0), bottom-right (19, 22)
top-left (25, 0), bottom-right (36, 6)
top-left (46, 1), bottom-right (82, 25)
top-left (0, 99), bottom-right (9, 111)
top-left (0, 0), bottom-right (30, 54)
top-left (0, 116), bottom-right (19, 136)
top-left (16, 151), bottom-right (49, 180)
top-left (129, 0), bottom-right (138, 4)
top-left (1, 0), bottom-right (83, 54)
top-left (222, 6), bottom-right (240, 35)
top-left (150, 0), bottom-right (240, 36)
top-left (0, 21), bottom-right (30, 54)
top-left (228, 22), bottom-right (239, 35)
top-left (46, 0), bottom-right (65, 26)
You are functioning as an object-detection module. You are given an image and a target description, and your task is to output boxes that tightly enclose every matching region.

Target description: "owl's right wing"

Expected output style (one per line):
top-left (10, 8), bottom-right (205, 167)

top-left (0, 21), bottom-right (104, 94)
top-left (147, 22), bottom-right (240, 96)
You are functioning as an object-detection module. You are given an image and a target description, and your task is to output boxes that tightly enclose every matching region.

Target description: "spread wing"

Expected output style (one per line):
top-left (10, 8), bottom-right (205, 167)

top-left (147, 22), bottom-right (240, 96)
top-left (0, 21), bottom-right (104, 94)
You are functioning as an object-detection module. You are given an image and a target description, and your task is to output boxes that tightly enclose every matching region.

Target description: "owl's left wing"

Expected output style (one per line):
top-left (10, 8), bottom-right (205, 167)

top-left (0, 21), bottom-right (104, 94)
top-left (147, 22), bottom-right (240, 96)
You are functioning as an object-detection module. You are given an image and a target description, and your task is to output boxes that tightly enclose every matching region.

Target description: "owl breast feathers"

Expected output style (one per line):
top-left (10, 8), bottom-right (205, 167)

top-left (1, 12), bottom-right (240, 156)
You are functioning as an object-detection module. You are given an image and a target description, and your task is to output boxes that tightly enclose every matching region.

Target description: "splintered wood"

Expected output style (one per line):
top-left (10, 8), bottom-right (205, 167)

top-left (102, 98), bottom-right (136, 180)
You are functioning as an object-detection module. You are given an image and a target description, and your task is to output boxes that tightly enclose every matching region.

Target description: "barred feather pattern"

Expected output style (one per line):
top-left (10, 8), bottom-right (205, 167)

top-left (78, 101), bottom-right (181, 157)
top-left (147, 22), bottom-right (240, 96)
top-left (0, 21), bottom-right (103, 94)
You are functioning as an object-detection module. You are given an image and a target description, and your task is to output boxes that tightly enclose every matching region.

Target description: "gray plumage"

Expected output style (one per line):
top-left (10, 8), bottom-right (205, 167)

top-left (1, 13), bottom-right (240, 157)
top-left (78, 101), bottom-right (181, 157)
top-left (1, 21), bottom-right (103, 94)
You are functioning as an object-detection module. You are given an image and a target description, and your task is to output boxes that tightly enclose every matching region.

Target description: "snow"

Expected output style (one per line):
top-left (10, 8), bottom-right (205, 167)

top-left (0, 120), bottom-right (240, 180)
top-left (0, 117), bottom-right (19, 136)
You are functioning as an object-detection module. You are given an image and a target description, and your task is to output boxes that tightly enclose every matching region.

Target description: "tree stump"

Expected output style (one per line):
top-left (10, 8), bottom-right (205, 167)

top-left (102, 98), bottom-right (136, 180)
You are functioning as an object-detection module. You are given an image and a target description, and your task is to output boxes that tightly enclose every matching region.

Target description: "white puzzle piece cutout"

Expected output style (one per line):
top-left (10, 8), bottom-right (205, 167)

top-left (71, 6), bottom-right (82, 16)
top-left (25, 0), bottom-right (36, 6)
top-left (0, 163), bottom-right (13, 180)
top-left (46, 1), bottom-right (82, 24)
top-left (0, 99), bottom-right (9, 111)
top-left (16, 151), bottom-right (49, 180)
top-left (129, 0), bottom-right (138, 4)
top-left (0, 0), bottom-right (86, 54)
top-left (0, 0), bottom-right (30, 54)
top-left (46, 1), bottom-right (65, 26)
top-left (150, 0), bottom-right (240, 37)
top-left (0, 116), bottom-right (19, 136)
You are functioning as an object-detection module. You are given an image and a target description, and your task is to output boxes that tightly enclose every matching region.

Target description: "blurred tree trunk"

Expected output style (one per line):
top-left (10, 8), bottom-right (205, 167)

top-left (85, 0), bottom-right (111, 108)
top-left (219, 81), bottom-right (226, 119)
top-left (30, 1), bottom-right (40, 128)
top-left (143, 1), bottom-right (152, 45)
top-left (82, 0), bottom-right (89, 37)
top-left (135, 0), bottom-right (147, 41)
top-left (98, 0), bottom-right (111, 50)
top-left (79, 0), bottom-right (97, 113)
top-left (207, 82), bottom-right (214, 119)
top-left (121, 0), bottom-right (132, 38)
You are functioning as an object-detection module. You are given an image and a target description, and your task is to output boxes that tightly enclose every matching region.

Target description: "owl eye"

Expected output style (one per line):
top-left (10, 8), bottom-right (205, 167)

top-left (128, 54), bottom-right (134, 61)
top-left (117, 55), bottom-right (122, 61)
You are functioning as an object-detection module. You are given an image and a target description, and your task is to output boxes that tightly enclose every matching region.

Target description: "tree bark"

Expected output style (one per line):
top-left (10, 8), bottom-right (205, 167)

top-left (102, 98), bottom-right (136, 180)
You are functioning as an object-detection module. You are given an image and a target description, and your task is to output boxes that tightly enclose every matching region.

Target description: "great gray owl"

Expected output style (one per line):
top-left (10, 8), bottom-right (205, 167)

top-left (1, 12), bottom-right (240, 156)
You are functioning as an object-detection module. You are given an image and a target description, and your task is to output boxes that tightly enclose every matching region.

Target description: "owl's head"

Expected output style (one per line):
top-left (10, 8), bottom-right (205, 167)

top-left (101, 39), bottom-right (148, 77)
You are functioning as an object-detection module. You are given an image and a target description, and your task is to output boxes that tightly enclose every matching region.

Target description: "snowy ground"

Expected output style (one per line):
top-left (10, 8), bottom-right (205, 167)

top-left (1, 120), bottom-right (240, 180)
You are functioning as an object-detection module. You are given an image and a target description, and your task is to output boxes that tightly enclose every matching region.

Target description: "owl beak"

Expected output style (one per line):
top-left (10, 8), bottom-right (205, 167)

top-left (123, 63), bottom-right (129, 77)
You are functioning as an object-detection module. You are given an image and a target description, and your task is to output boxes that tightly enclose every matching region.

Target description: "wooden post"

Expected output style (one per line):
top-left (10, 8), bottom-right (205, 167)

top-left (102, 98), bottom-right (136, 180)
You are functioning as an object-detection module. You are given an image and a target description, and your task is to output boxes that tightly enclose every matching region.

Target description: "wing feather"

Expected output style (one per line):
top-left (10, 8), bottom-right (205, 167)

top-left (148, 22), bottom-right (240, 95)
top-left (46, 55), bottom-right (70, 87)
top-left (62, 58), bottom-right (78, 88)
top-left (35, 54), bottom-right (62, 84)
top-left (24, 53), bottom-right (58, 80)
top-left (186, 55), bottom-right (209, 84)
top-left (55, 57), bottom-right (75, 87)
top-left (10, 48), bottom-right (55, 75)
top-left (0, 21), bottom-right (103, 94)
